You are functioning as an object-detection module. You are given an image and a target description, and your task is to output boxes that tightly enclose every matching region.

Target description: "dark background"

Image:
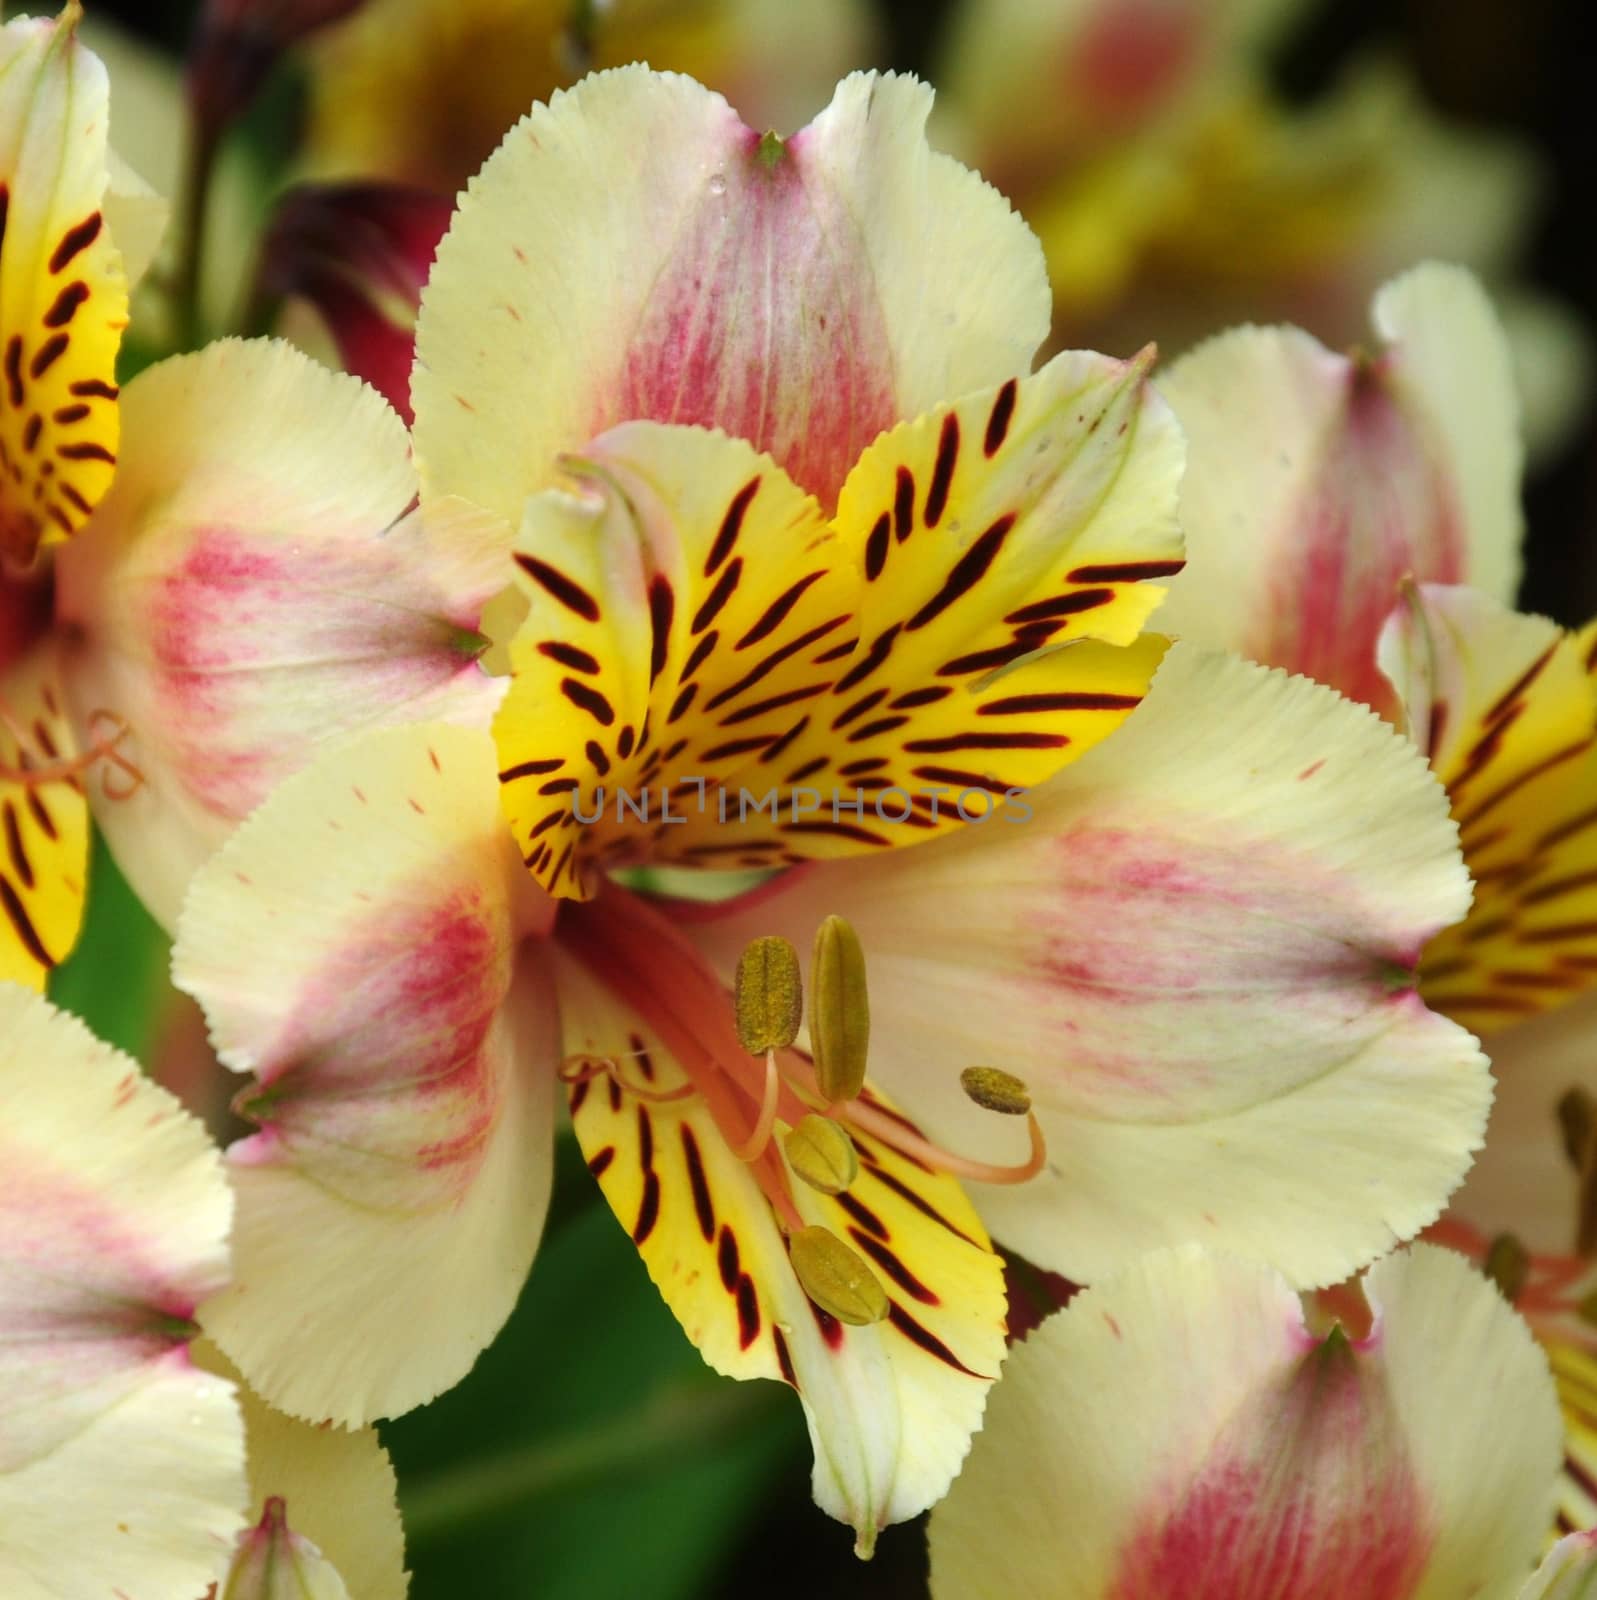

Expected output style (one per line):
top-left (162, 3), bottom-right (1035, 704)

top-left (82, 1), bottom-right (1596, 1594)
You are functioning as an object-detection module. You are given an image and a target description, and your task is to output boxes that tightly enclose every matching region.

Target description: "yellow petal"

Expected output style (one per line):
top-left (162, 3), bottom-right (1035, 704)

top-left (0, 631), bottom-right (87, 988)
top-left (1379, 585), bottom-right (1597, 1032)
top-left (555, 952), bottom-right (1006, 1554)
top-left (0, 8), bottom-right (128, 561)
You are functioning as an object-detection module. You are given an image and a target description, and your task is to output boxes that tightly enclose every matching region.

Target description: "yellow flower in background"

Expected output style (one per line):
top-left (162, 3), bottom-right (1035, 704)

top-left (0, 984), bottom-right (408, 1600)
top-left (932, 0), bottom-right (1584, 457)
top-left (301, 0), bottom-right (878, 194)
top-left (0, 3), bottom-right (161, 990)
top-left (926, 1243), bottom-right (1571, 1599)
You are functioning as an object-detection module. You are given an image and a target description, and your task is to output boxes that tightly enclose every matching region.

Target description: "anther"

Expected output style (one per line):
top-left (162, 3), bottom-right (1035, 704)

top-left (811, 914), bottom-right (868, 1104)
top-left (1482, 1233), bottom-right (1530, 1304)
top-left (783, 1115), bottom-right (859, 1196)
top-left (735, 935), bottom-right (802, 1054)
top-left (960, 1066), bottom-right (1032, 1116)
top-left (788, 1224), bottom-right (888, 1325)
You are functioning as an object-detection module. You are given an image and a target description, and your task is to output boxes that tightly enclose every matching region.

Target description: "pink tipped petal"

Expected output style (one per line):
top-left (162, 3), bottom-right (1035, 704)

top-left (687, 644), bottom-right (1487, 1288)
top-left (55, 337), bottom-right (509, 930)
top-left (197, 1343), bottom-right (406, 1600)
top-left (174, 723), bottom-right (557, 1424)
top-left (1158, 264), bottom-right (1521, 711)
top-left (1524, 1531), bottom-right (1597, 1599)
top-left (257, 181), bottom-right (454, 423)
top-left (927, 1244), bottom-right (1562, 1600)
top-left (0, 987), bottom-right (246, 1599)
top-left (412, 67), bottom-right (1050, 517)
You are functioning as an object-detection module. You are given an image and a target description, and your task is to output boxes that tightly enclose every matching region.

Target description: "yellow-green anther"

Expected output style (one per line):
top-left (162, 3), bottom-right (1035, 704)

top-left (960, 1066), bottom-right (1032, 1116)
top-left (1483, 1232), bottom-right (1530, 1304)
top-left (789, 1224), bottom-right (888, 1326)
top-left (783, 1115), bottom-right (859, 1195)
top-left (811, 914), bottom-right (868, 1102)
top-left (734, 935), bottom-right (802, 1054)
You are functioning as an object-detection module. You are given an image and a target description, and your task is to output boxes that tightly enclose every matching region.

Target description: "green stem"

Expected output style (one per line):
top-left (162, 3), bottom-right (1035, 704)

top-left (172, 121), bottom-right (220, 352)
top-left (399, 1379), bottom-right (782, 1546)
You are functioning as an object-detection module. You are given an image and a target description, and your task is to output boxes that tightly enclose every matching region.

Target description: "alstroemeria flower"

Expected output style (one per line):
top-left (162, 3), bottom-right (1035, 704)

top-left (1156, 262), bottom-right (1523, 715)
top-left (65, 65), bottom-right (1482, 1551)
top-left (56, 69), bottom-right (1059, 927)
top-left (0, 3), bottom-right (165, 988)
top-left (299, 0), bottom-right (876, 196)
top-left (171, 641), bottom-right (1489, 1552)
top-left (926, 1243), bottom-right (1564, 1599)
top-left (1376, 581), bottom-right (1597, 1533)
top-left (0, 984), bottom-right (407, 1599)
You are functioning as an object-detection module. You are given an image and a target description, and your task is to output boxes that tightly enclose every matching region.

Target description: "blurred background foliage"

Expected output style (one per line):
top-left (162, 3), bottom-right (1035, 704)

top-left (33, 0), bottom-right (1597, 1593)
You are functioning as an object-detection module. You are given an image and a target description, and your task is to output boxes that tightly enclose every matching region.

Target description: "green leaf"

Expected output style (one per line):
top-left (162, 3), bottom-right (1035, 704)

top-left (390, 1193), bottom-right (806, 1599)
top-left (49, 828), bottom-right (171, 1064)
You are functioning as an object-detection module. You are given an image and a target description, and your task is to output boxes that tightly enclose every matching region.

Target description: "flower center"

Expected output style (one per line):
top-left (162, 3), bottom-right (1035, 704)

top-left (557, 883), bottom-right (1047, 1318)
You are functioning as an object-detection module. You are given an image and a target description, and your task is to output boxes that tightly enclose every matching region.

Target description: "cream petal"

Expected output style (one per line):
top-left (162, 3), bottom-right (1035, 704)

top-left (0, 985), bottom-right (245, 1600)
top-left (56, 337), bottom-right (508, 930)
top-left (926, 1243), bottom-right (1562, 1599)
top-left (174, 723), bottom-right (557, 1424)
top-left (412, 67), bottom-right (1050, 516)
top-left (1156, 264), bottom-right (1521, 711)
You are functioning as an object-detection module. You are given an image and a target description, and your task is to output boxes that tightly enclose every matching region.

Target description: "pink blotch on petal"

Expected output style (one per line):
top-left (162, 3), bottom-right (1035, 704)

top-left (147, 526), bottom-right (490, 821)
top-left (1112, 1339), bottom-right (1433, 1600)
top-left (611, 124), bottom-right (898, 507)
top-left (240, 891), bottom-right (508, 1207)
top-left (1263, 358), bottom-right (1464, 713)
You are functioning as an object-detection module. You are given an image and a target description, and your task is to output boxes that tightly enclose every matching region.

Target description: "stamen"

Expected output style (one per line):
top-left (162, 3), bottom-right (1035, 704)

top-left (842, 1094), bottom-right (1048, 1186)
top-left (783, 1114), bottom-right (859, 1196)
top-left (557, 1053), bottom-right (696, 1105)
top-left (734, 935), bottom-right (802, 1053)
top-left (0, 707), bottom-right (142, 800)
top-left (788, 1224), bottom-right (888, 1325)
top-left (1483, 1232), bottom-right (1530, 1304)
top-left (960, 1066), bottom-right (1032, 1116)
top-left (729, 1048), bottom-right (782, 1162)
top-left (810, 914), bottom-right (868, 1104)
